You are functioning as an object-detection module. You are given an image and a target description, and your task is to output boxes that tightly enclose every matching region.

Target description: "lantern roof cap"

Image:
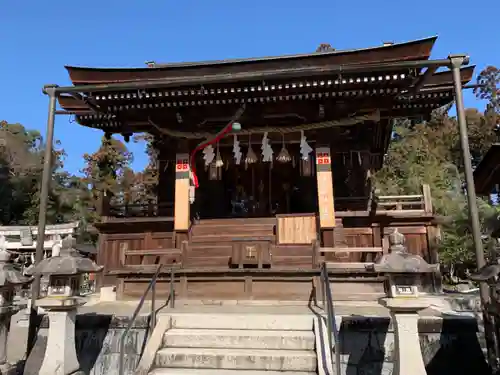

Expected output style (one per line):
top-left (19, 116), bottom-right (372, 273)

top-left (470, 259), bottom-right (500, 282)
top-left (0, 239), bottom-right (33, 287)
top-left (26, 235), bottom-right (103, 276)
top-left (374, 229), bottom-right (439, 273)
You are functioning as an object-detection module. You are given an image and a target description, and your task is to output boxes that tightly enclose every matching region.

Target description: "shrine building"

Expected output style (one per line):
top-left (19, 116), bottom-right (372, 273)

top-left (54, 36), bottom-right (473, 301)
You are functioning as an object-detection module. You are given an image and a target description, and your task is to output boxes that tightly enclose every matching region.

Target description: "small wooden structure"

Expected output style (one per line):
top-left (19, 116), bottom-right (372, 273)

top-left (55, 36), bottom-right (473, 300)
top-left (474, 143), bottom-right (500, 196)
top-left (474, 143), bottom-right (500, 237)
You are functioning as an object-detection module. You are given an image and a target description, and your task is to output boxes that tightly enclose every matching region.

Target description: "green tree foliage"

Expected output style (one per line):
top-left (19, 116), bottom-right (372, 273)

top-left (374, 65), bottom-right (500, 276)
top-left (82, 136), bottom-right (133, 195)
top-left (81, 136), bottom-right (134, 220)
top-left (0, 121), bottom-right (77, 225)
top-left (132, 133), bottom-right (159, 204)
top-left (475, 66), bottom-right (500, 112)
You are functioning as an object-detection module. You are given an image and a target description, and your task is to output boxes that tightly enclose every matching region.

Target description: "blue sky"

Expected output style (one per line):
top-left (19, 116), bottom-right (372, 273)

top-left (1, 0), bottom-right (498, 175)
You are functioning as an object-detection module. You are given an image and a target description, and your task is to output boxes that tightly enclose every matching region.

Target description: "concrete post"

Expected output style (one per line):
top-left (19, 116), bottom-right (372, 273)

top-left (0, 302), bottom-right (17, 375)
top-left (0, 245), bottom-right (32, 374)
top-left (38, 305), bottom-right (82, 375)
top-left (381, 298), bottom-right (430, 375)
top-left (374, 229), bottom-right (440, 375)
top-left (25, 234), bottom-right (102, 375)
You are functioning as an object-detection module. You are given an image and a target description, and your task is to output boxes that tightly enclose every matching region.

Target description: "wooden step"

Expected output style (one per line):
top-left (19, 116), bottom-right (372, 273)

top-left (191, 234), bottom-right (275, 243)
top-left (188, 245), bottom-right (233, 257)
top-left (189, 242), bottom-right (234, 249)
top-left (191, 225), bottom-right (275, 236)
top-left (326, 262), bottom-right (376, 272)
top-left (197, 218), bottom-right (276, 226)
top-left (194, 223), bottom-right (275, 229)
top-left (272, 246), bottom-right (313, 257)
top-left (184, 256), bottom-right (231, 268)
top-left (272, 256), bottom-right (314, 268)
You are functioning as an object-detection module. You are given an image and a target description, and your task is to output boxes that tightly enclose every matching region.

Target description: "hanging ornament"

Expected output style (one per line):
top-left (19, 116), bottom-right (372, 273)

top-left (189, 186), bottom-right (196, 204)
top-left (245, 134), bottom-right (258, 165)
top-left (299, 130), bottom-right (313, 161)
top-left (233, 134), bottom-right (242, 165)
top-left (261, 132), bottom-right (273, 162)
top-left (215, 143), bottom-right (223, 168)
top-left (189, 106), bottom-right (245, 188)
top-left (300, 158), bottom-right (313, 177)
top-left (276, 133), bottom-right (291, 163)
top-left (209, 163), bottom-right (221, 180)
top-left (202, 144), bottom-right (215, 166)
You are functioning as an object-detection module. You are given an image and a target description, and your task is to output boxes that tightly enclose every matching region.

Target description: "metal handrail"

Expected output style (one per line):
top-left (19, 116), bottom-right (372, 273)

top-left (118, 264), bottom-right (176, 375)
top-left (320, 261), bottom-right (342, 375)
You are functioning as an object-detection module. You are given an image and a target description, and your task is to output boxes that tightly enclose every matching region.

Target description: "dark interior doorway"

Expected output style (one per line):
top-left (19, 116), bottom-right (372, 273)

top-left (194, 147), bottom-right (318, 219)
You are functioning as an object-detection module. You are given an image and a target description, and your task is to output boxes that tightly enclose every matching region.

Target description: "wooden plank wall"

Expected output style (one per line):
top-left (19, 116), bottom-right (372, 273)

top-left (118, 274), bottom-right (385, 301)
top-left (98, 231), bottom-right (174, 287)
top-left (322, 223), bottom-right (434, 263)
top-left (276, 214), bottom-right (317, 245)
top-left (96, 209), bottom-right (439, 300)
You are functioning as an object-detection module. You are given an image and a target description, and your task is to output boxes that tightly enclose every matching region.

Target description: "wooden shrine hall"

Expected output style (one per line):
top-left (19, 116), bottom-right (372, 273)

top-left (55, 36), bottom-right (473, 300)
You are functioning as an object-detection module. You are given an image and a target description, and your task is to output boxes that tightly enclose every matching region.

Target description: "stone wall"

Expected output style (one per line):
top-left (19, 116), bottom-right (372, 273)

top-left (24, 314), bottom-right (150, 375)
top-left (23, 313), bottom-right (488, 375)
top-left (332, 315), bottom-right (489, 375)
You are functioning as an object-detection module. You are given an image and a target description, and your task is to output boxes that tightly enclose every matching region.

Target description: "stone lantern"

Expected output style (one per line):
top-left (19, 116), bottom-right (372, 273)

top-left (0, 238), bottom-right (32, 375)
top-left (26, 234), bottom-right (103, 375)
top-left (375, 229), bottom-right (439, 298)
top-left (373, 229), bottom-right (439, 375)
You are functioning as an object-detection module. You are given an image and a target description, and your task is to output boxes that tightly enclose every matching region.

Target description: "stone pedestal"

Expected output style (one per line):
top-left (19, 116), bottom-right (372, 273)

top-left (0, 311), bottom-right (10, 367)
top-left (0, 363), bottom-right (18, 375)
top-left (38, 298), bottom-right (84, 375)
top-left (380, 298), bottom-right (430, 375)
top-left (0, 311), bottom-right (17, 375)
top-left (99, 286), bottom-right (116, 302)
top-left (0, 303), bottom-right (23, 375)
top-left (24, 234), bottom-right (102, 375)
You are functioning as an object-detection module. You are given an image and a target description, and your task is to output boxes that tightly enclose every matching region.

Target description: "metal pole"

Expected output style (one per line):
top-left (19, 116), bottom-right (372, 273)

top-left (26, 85), bottom-right (58, 357)
top-left (150, 280), bottom-right (156, 339)
top-left (170, 267), bottom-right (175, 308)
top-left (451, 55), bottom-right (498, 369)
top-left (450, 55), bottom-right (487, 288)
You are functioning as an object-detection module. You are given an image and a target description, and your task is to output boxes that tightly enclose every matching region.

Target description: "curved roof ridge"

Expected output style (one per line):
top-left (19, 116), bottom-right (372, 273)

top-left (64, 36), bottom-right (438, 72)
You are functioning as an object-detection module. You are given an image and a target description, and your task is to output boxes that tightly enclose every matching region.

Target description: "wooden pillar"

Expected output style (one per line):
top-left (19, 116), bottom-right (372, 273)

top-left (157, 143), bottom-right (174, 216)
top-left (96, 191), bottom-right (111, 217)
top-left (315, 146), bottom-right (336, 228)
top-left (174, 153), bottom-right (190, 231)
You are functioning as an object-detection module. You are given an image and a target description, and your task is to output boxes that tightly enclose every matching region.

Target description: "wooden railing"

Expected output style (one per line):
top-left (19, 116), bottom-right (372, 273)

top-left (99, 198), bottom-right (174, 219)
top-left (97, 184), bottom-right (432, 220)
top-left (375, 184), bottom-right (432, 213)
top-left (334, 184), bottom-right (433, 217)
top-left (108, 202), bottom-right (174, 218)
top-left (313, 240), bottom-right (384, 270)
top-left (120, 247), bottom-right (184, 267)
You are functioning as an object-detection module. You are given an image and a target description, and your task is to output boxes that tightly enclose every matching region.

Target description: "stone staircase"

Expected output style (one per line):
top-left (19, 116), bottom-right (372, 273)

top-left (147, 313), bottom-right (318, 374)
